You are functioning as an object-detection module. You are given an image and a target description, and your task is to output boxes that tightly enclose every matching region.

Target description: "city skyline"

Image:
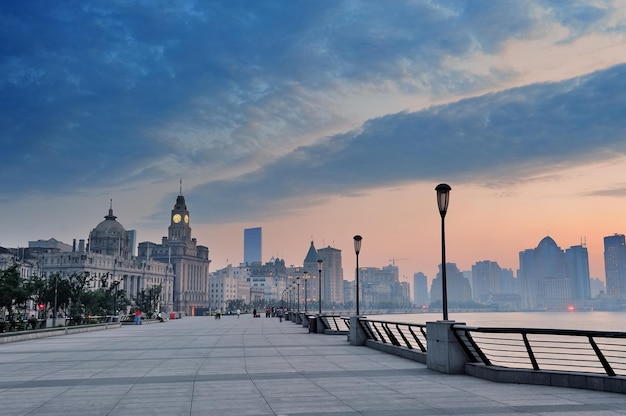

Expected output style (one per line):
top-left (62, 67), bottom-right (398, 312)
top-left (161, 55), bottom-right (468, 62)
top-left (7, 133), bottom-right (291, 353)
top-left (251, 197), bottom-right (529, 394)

top-left (2, 2), bottom-right (626, 283)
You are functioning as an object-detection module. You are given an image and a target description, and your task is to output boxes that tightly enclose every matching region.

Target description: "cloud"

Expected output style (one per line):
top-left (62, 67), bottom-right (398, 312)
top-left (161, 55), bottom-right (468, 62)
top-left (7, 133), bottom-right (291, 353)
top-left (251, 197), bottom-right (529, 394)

top-left (0, 0), bottom-right (623, 203)
top-left (185, 63), bottom-right (626, 222)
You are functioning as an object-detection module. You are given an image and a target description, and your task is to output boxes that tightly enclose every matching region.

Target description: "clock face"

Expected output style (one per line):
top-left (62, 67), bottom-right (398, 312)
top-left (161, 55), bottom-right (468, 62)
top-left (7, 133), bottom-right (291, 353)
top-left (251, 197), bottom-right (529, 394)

top-left (184, 214), bottom-right (189, 224)
top-left (172, 214), bottom-right (182, 223)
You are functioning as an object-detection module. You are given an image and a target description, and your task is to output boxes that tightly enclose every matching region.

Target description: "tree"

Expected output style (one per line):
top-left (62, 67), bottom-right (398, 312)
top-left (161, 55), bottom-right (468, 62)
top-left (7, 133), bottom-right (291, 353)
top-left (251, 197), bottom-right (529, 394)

top-left (226, 299), bottom-right (246, 312)
top-left (67, 272), bottom-right (95, 323)
top-left (0, 265), bottom-right (30, 323)
top-left (135, 285), bottom-right (162, 319)
top-left (25, 275), bottom-right (47, 319)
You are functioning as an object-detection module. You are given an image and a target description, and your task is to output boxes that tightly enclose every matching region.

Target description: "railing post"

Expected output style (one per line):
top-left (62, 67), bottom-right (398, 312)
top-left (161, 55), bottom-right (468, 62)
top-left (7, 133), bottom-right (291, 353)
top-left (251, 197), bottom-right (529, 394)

top-left (426, 321), bottom-right (467, 374)
top-left (349, 316), bottom-right (367, 346)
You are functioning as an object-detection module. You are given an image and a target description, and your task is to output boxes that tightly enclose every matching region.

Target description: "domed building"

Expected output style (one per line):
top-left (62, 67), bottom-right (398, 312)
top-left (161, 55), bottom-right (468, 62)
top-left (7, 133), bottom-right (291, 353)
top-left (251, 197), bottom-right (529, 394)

top-left (89, 201), bottom-right (132, 259)
top-left (35, 202), bottom-right (174, 315)
top-left (518, 236), bottom-right (590, 310)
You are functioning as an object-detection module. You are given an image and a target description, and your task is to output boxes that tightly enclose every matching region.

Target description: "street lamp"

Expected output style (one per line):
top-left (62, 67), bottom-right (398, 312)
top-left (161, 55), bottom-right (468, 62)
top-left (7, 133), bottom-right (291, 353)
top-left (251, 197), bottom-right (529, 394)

top-left (317, 259), bottom-right (323, 314)
top-left (353, 235), bottom-right (362, 316)
top-left (435, 183), bottom-right (452, 321)
top-left (296, 277), bottom-right (301, 313)
top-left (52, 273), bottom-right (58, 327)
top-left (303, 271), bottom-right (308, 313)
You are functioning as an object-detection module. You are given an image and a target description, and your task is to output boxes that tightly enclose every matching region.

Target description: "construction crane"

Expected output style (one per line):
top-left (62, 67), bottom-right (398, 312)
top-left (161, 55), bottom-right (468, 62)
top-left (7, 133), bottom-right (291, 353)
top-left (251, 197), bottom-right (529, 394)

top-left (388, 257), bottom-right (408, 266)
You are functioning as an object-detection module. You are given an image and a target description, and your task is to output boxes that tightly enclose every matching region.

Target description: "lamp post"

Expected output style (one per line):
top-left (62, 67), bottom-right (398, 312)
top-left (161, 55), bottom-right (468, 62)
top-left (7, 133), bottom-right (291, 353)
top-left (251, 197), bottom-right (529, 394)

top-left (296, 277), bottom-right (301, 313)
top-left (317, 259), bottom-right (323, 314)
top-left (52, 273), bottom-right (58, 327)
top-left (353, 235), bottom-right (362, 316)
top-left (303, 271), bottom-right (308, 313)
top-left (435, 183), bottom-right (452, 321)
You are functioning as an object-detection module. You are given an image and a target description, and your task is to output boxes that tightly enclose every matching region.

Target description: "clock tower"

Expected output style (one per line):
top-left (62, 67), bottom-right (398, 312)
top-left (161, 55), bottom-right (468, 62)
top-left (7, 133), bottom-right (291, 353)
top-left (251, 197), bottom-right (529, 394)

top-left (168, 193), bottom-right (191, 243)
top-left (137, 180), bottom-right (211, 315)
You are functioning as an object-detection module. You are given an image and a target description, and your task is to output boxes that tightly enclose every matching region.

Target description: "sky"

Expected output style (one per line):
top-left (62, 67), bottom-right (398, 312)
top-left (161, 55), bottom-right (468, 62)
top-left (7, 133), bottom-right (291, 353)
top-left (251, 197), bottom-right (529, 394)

top-left (2, 1), bottom-right (626, 286)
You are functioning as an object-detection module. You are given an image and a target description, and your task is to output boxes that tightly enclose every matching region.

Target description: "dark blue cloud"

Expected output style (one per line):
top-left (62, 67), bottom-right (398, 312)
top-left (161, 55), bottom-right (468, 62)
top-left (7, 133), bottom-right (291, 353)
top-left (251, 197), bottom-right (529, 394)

top-left (0, 1), bottom-right (619, 207)
top-left (185, 64), bottom-right (626, 222)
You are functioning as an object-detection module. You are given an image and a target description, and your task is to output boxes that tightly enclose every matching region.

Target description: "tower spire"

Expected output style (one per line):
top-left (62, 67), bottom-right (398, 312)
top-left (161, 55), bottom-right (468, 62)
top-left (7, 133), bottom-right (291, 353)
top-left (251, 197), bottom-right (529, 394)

top-left (179, 178), bottom-right (183, 195)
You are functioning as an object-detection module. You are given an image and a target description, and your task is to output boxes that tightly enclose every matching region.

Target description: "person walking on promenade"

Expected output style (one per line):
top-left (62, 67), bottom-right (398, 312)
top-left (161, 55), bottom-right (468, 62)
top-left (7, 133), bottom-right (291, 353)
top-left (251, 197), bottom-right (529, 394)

top-left (134, 309), bottom-right (141, 325)
top-left (276, 307), bottom-right (284, 322)
top-left (236, 308), bottom-right (241, 319)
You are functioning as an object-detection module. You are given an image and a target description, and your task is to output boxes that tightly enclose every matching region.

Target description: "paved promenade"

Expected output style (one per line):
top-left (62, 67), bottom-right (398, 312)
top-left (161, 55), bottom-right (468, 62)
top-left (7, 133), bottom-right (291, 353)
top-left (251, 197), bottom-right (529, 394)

top-left (0, 316), bottom-right (625, 416)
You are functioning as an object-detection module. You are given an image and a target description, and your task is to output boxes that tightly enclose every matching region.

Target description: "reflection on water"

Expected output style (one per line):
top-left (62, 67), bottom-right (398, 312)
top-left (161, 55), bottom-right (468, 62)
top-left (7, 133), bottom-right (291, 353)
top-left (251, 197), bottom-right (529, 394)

top-left (369, 311), bottom-right (626, 332)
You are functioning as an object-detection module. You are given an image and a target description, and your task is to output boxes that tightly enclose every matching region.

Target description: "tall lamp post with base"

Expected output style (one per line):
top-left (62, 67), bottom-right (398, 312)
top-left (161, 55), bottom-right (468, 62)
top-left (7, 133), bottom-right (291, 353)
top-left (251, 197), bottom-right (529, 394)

top-left (353, 235), bottom-right (362, 316)
top-left (317, 259), bottom-right (323, 314)
top-left (435, 183), bottom-right (451, 321)
top-left (296, 277), bottom-right (301, 313)
top-left (303, 271), bottom-right (308, 313)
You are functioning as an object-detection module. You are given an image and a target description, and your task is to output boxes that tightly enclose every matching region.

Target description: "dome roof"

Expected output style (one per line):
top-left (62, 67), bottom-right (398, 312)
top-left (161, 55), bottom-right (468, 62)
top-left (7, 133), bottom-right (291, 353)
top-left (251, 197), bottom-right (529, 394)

top-left (536, 236), bottom-right (561, 252)
top-left (93, 206), bottom-right (126, 236)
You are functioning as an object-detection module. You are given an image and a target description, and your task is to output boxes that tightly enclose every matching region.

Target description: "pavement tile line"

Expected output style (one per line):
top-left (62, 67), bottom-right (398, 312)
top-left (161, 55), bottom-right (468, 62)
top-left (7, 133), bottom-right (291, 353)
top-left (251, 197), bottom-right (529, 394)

top-left (1, 317), bottom-right (626, 416)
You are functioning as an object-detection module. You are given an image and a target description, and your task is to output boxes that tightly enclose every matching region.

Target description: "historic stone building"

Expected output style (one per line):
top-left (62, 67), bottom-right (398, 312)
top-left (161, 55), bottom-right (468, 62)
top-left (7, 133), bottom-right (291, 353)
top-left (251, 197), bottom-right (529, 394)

top-left (138, 192), bottom-right (210, 316)
top-left (35, 202), bottom-right (174, 313)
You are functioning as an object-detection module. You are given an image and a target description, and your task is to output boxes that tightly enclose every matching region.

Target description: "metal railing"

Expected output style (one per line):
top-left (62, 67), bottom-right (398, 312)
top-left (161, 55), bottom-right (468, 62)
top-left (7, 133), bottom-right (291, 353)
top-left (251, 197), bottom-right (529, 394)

top-left (359, 319), bottom-right (428, 352)
top-left (352, 318), bottom-right (626, 377)
top-left (452, 325), bottom-right (626, 376)
top-left (319, 315), bottom-right (350, 332)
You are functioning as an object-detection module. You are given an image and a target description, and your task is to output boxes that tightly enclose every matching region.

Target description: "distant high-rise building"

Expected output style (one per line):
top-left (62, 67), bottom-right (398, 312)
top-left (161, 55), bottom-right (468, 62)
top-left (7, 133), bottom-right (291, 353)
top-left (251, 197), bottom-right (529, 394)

top-left (430, 263), bottom-right (472, 305)
top-left (244, 227), bottom-right (262, 264)
top-left (317, 245), bottom-right (343, 305)
top-left (128, 230), bottom-right (137, 256)
top-left (471, 260), bottom-right (501, 301)
top-left (565, 244), bottom-right (591, 300)
top-left (518, 236), bottom-right (590, 309)
top-left (518, 236), bottom-right (567, 309)
top-left (604, 234), bottom-right (626, 295)
top-left (413, 272), bottom-right (428, 306)
top-left (589, 277), bottom-right (605, 298)
top-left (500, 268), bottom-right (518, 295)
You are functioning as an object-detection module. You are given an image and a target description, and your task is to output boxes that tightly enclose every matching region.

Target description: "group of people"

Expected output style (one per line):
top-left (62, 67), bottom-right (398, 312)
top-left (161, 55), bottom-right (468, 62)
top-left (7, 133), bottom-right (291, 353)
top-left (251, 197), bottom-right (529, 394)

top-left (134, 310), bottom-right (165, 324)
top-left (231, 306), bottom-right (285, 321)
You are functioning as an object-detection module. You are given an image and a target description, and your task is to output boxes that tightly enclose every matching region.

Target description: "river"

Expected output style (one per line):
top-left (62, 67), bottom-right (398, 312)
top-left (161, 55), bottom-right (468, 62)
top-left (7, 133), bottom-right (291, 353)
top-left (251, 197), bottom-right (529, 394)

top-left (368, 310), bottom-right (626, 332)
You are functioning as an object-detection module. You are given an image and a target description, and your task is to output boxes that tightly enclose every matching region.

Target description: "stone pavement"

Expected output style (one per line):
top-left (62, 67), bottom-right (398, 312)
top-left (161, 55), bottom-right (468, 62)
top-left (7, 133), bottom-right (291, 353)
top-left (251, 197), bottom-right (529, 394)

top-left (0, 316), bottom-right (625, 416)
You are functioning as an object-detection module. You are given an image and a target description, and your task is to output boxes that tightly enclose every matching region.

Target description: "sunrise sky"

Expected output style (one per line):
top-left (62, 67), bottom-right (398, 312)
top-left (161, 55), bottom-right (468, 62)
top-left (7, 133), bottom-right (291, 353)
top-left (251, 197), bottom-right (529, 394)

top-left (2, 1), bottom-right (626, 285)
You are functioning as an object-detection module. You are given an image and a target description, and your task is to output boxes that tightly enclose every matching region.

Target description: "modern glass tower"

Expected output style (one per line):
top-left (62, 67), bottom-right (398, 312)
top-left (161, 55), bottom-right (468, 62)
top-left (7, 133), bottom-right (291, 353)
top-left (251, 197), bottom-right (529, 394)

top-left (244, 227), bottom-right (262, 264)
top-left (604, 234), bottom-right (626, 295)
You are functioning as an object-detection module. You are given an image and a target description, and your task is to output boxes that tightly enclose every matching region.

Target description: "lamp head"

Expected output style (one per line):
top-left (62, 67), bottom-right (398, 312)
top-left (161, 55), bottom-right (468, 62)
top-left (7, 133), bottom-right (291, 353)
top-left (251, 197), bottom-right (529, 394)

top-left (353, 235), bottom-right (363, 255)
top-left (435, 183), bottom-right (451, 217)
top-left (317, 258), bottom-right (323, 271)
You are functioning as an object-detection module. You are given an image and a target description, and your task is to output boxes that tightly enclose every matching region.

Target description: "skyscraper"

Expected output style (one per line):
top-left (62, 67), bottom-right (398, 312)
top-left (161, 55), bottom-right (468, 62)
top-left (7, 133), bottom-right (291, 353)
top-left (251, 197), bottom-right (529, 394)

top-left (317, 245), bottom-right (343, 305)
top-left (518, 236), bottom-right (567, 309)
top-left (244, 227), bottom-right (262, 264)
top-left (413, 272), bottom-right (428, 307)
top-left (565, 244), bottom-right (591, 300)
top-left (471, 260), bottom-right (502, 301)
top-left (604, 234), bottom-right (626, 295)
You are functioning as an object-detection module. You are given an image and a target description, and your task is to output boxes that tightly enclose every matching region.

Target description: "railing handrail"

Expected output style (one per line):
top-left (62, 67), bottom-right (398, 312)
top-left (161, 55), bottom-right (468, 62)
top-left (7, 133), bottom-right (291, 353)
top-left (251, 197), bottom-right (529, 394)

top-left (452, 324), bottom-right (626, 338)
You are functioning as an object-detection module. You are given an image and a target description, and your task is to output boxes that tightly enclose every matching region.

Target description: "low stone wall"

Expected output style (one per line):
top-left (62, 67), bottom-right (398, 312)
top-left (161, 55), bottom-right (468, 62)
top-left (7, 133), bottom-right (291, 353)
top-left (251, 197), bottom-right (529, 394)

top-left (0, 322), bottom-right (121, 344)
top-left (360, 339), bottom-right (625, 394)
top-left (465, 362), bottom-right (626, 394)
top-left (365, 339), bottom-right (427, 364)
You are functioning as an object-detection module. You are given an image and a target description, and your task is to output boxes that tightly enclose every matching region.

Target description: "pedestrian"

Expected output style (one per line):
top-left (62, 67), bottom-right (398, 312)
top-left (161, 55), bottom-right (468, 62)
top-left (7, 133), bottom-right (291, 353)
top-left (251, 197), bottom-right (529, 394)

top-left (253, 308), bottom-right (257, 318)
top-left (236, 308), bottom-right (241, 319)
top-left (276, 307), bottom-right (284, 322)
top-left (134, 309), bottom-right (141, 325)
top-left (157, 311), bottom-right (164, 322)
